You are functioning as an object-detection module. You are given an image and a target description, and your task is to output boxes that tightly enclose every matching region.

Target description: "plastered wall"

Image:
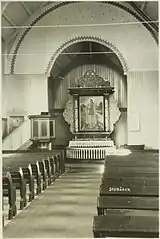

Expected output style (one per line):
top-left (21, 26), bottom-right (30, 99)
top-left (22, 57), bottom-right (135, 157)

top-left (2, 74), bottom-right (48, 117)
top-left (127, 71), bottom-right (158, 149)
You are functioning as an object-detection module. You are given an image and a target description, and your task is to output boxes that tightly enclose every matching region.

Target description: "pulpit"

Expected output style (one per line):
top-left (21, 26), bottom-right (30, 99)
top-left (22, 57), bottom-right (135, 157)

top-left (29, 113), bottom-right (55, 150)
top-left (63, 70), bottom-right (120, 159)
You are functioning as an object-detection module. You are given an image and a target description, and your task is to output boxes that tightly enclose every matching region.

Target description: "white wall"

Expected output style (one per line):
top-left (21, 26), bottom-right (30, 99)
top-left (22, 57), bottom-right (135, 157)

top-left (127, 71), bottom-right (158, 149)
top-left (2, 74), bottom-right (48, 117)
top-left (6, 2), bottom-right (158, 74)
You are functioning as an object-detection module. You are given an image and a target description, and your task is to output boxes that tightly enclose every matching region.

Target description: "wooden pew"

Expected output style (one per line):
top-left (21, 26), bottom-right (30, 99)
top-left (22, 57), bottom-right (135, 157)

top-left (101, 176), bottom-right (158, 186)
top-left (10, 167), bottom-right (27, 210)
top-left (31, 162), bottom-right (42, 195)
top-left (21, 153), bottom-right (60, 185)
top-left (22, 164), bottom-right (35, 201)
top-left (44, 158), bottom-right (52, 185)
top-left (3, 172), bottom-right (17, 220)
top-left (97, 196), bottom-right (158, 215)
top-left (2, 151), bottom-right (65, 196)
top-left (5, 158), bottom-right (42, 196)
top-left (57, 153), bottom-right (65, 174)
top-left (94, 153), bottom-right (159, 238)
top-left (48, 155), bottom-right (60, 180)
top-left (48, 156), bottom-right (56, 182)
top-left (93, 213), bottom-right (159, 238)
top-left (3, 166), bottom-right (27, 210)
top-left (105, 151), bottom-right (159, 160)
top-left (99, 179), bottom-right (158, 197)
top-left (38, 160), bottom-right (48, 190)
top-left (104, 165), bottom-right (158, 174)
top-left (54, 155), bottom-right (60, 178)
top-left (3, 156), bottom-right (45, 195)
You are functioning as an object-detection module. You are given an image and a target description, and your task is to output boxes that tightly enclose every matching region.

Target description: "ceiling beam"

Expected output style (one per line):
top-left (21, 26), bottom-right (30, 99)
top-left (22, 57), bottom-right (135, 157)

top-left (55, 60), bottom-right (63, 71)
top-left (3, 12), bottom-right (17, 28)
top-left (2, 2), bottom-right (10, 13)
top-left (20, 2), bottom-right (32, 16)
top-left (3, 2), bottom-right (48, 47)
top-left (35, 2), bottom-right (49, 12)
top-left (65, 48), bottom-right (73, 60)
top-left (141, 2), bottom-right (146, 11)
top-left (3, 2), bottom-right (51, 47)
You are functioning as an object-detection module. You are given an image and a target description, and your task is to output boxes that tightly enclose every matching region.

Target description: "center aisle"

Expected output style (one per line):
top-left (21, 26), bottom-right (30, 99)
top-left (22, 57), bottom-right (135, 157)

top-left (3, 163), bottom-right (102, 238)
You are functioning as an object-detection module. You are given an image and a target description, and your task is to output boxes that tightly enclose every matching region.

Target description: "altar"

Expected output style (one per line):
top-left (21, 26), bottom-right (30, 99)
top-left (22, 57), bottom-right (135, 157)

top-left (63, 70), bottom-right (120, 160)
top-left (66, 139), bottom-right (115, 160)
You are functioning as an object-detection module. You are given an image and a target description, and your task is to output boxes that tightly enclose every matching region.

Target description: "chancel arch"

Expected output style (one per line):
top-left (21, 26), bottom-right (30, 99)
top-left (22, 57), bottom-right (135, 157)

top-left (48, 41), bottom-right (128, 150)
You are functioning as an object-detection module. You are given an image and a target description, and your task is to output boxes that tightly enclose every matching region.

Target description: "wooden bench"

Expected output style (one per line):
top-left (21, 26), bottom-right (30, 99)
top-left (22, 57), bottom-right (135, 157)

top-left (93, 213), bottom-right (159, 238)
top-left (3, 172), bottom-right (17, 220)
top-left (104, 165), bottom-right (158, 174)
top-left (94, 152), bottom-right (159, 238)
top-left (57, 153), bottom-right (65, 174)
top-left (3, 166), bottom-right (27, 210)
top-left (2, 152), bottom-right (65, 198)
top-left (100, 181), bottom-right (158, 197)
top-left (105, 151), bottom-right (159, 160)
top-left (38, 160), bottom-right (48, 190)
top-left (22, 164), bottom-right (35, 202)
top-left (44, 158), bottom-right (52, 185)
top-left (31, 162), bottom-right (42, 195)
top-left (97, 196), bottom-right (158, 215)
top-left (3, 156), bottom-right (48, 195)
top-left (54, 155), bottom-right (60, 178)
top-left (48, 156), bottom-right (56, 182)
top-left (48, 155), bottom-right (60, 179)
top-left (105, 159), bottom-right (158, 168)
top-left (101, 176), bottom-right (158, 186)
top-left (10, 167), bottom-right (27, 210)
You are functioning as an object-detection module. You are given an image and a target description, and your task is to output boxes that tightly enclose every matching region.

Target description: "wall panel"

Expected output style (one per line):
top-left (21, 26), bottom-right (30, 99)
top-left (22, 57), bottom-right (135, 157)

top-left (127, 71), bottom-right (158, 149)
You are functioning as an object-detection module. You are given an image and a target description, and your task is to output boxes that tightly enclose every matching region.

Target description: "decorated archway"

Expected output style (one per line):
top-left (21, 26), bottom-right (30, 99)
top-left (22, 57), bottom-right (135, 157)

top-left (45, 36), bottom-right (129, 77)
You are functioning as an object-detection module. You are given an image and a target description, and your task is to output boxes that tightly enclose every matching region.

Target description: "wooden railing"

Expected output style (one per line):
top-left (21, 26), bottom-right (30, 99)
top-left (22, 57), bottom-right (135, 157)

top-left (67, 147), bottom-right (108, 160)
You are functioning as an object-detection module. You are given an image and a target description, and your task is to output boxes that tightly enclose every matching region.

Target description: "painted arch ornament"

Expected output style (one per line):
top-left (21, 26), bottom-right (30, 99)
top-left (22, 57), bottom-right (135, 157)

top-left (63, 97), bottom-right (74, 133)
top-left (10, 1), bottom-right (157, 74)
top-left (45, 36), bottom-right (129, 77)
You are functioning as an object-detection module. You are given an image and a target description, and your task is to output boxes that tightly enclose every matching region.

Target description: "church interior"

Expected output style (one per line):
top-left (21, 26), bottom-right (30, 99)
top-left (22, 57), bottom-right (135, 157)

top-left (1, 1), bottom-right (159, 238)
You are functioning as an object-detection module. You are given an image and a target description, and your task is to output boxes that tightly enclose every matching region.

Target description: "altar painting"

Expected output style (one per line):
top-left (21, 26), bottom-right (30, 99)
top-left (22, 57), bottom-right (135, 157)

top-left (79, 96), bottom-right (104, 131)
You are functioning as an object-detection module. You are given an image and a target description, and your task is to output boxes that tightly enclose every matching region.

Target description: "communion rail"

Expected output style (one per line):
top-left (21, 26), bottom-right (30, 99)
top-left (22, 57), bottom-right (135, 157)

top-left (66, 140), bottom-right (114, 160)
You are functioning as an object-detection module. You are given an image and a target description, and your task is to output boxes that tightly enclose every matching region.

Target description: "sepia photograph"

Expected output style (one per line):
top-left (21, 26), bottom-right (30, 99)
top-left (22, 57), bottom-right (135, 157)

top-left (1, 1), bottom-right (159, 238)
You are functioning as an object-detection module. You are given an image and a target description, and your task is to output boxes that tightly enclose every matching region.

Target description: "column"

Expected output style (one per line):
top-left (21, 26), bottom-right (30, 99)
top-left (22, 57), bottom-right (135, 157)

top-left (104, 93), bottom-right (109, 132)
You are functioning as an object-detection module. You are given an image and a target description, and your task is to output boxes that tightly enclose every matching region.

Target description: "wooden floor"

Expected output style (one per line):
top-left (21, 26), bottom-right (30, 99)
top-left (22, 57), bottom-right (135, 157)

top-left (3, 163), bottom-right (102, 238)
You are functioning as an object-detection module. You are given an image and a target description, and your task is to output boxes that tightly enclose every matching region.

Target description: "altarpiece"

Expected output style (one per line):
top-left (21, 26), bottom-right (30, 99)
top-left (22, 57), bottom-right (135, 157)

top-left (63, 70), bottom-right (120, 159)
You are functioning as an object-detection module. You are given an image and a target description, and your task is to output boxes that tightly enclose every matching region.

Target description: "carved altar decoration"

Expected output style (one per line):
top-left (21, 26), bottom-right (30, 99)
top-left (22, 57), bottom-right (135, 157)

top-left (63, 98), bottom-right (74, 133)
top-left (63, 70), bottom-right (120, 159)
